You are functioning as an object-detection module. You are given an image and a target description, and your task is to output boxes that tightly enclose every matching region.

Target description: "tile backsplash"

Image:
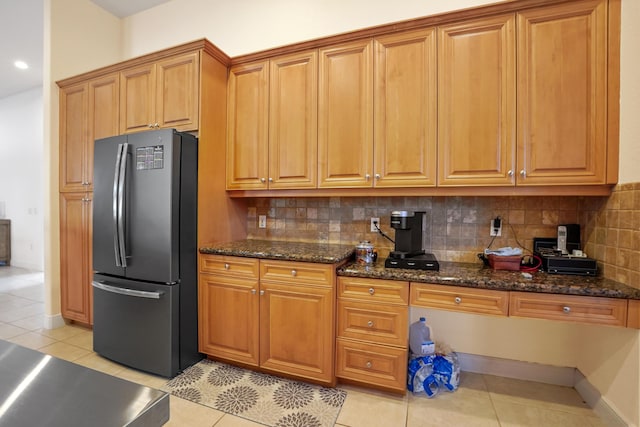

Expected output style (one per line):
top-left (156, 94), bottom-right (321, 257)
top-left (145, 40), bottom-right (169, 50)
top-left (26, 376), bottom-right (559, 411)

top-left (246, 183), bottom-right (640, 289)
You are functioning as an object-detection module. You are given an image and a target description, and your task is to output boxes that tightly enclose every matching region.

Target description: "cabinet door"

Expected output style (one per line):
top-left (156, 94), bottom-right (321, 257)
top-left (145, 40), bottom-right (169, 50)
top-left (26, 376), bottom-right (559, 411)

top-left (59, 83), bottom-right (88, 192)
top-left (60, 192), bottom-right (93, 324)
top-left (87, 73), bottom-right (119, 190)
top-left (120, 63), bottom-right (156, 134)
top-left (318, 40), bottom-right (373, 188)
top-left (198, 274), bottom-right (260, 366)
top-left (259, 281), bottom-right (335, 384)
top-left (156, 52), bottom-right (200, 131)
top-left (374, 29), bottom-right (437, 187)
top-left (226, 61), bottom-right (270, 190)
top-left (438, 14), bottom-right (516, 186)
top-left (517, 0), bottom-right (607, 185)
top-left (269, 51), bottom-right (318, 189)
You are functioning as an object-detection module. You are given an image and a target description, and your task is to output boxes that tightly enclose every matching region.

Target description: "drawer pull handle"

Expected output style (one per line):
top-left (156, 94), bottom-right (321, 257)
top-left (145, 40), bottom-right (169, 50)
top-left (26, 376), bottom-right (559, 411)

top-left (224, 263), bottom-right (230, 270)
top-left (367, 320), bottom-right (374, 328)
top-left (368, 287), bottom-right (375, 295)
top-left (365, 361), bottom-right (372, 369)
top-left (454, 297), bottom-right (462, 304)
top-left (563, 306), bottom-right (571, 314)
top-left (291, 269), bottom-right (297, 277)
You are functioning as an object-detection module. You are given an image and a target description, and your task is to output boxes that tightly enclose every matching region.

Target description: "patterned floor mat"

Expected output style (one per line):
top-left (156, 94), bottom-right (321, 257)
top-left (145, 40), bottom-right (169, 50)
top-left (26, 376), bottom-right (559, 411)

top-left (162, 359), bottom-right (346, 427)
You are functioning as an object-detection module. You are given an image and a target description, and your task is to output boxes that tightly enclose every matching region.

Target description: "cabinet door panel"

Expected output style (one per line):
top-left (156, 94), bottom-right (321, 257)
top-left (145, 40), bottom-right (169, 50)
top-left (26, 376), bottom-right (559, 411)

top-left (269, 51), bottom-right (318, 189)
top-left (318, 40), bottom-right (373, 188)
top-left (438, 14), bottom-right (516, 186)
top-left (374, 29), bottom-right (437, 187)
top-left (226, 61), bottom-right (269, 189)
top-left (120, 64), bottom-right (156, 134)
top-left (517, 0), bottom-right (607, 184)
top-left (260, 281), bottom-right (334, 384)
top-left (60, 192), bottom-right (92, 324)
top-left (88, 74), bottom-right (119, 190)
top-left (156, 52), bottom-right (199, 131)
top-left (60, 83), bottom-right (88, 192)
top-left (198, 274), bottom-right (260, 366)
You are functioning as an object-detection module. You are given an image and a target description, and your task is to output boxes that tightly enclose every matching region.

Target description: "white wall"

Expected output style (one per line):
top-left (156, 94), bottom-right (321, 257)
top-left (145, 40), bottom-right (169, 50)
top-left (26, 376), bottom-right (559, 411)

top-left (0, 88), bottom-right (44, 270)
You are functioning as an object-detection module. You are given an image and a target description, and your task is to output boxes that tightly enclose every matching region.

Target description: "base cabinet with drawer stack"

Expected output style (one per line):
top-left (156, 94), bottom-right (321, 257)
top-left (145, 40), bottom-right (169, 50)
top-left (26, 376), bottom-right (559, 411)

top-left (336, 277), bottom-right (410, 393)
top-left (199, 254), bottom-right (337, 385)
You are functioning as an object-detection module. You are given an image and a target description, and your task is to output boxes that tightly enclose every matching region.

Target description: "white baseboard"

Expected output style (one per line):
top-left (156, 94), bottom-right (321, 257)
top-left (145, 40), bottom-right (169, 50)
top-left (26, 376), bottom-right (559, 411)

top-left (43, 313), bottom-right (65, 330)
top-left (574, 370), bottom-right (629, 427)
top-left (457, 352), bottom-right (575, 386)
top-left (457, 352), bottom-right (627, 426)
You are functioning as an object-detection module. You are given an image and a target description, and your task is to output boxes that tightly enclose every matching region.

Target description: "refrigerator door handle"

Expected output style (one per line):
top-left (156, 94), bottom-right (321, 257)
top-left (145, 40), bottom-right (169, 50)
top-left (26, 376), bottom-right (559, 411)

top-left (113, 143), bottom-right (125, 267)
top-left (116, 142), bottom-right (129, 267)
top-left (92, 281), bottom-right (164, 299)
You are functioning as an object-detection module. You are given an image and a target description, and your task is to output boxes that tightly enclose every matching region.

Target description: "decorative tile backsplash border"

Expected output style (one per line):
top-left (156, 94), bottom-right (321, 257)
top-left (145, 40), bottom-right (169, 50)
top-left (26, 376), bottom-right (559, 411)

top-left (246, 183), bottom-right (640, 289)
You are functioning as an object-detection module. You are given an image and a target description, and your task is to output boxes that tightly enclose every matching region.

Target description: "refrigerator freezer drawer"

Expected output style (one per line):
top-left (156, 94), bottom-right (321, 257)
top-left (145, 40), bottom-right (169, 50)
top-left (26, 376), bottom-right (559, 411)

top-left (92, 275), bottom-right (180, 377)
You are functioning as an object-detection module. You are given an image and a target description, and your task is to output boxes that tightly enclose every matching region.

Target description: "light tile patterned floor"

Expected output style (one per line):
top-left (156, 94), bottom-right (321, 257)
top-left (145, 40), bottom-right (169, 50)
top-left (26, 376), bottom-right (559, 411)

top-left (0, 266), bottom-right (609, 426)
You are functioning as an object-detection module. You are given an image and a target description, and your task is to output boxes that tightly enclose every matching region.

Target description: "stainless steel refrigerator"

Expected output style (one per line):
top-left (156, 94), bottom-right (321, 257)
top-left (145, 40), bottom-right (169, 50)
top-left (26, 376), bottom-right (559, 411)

top-left (92, 128), bottom-right (201, 378)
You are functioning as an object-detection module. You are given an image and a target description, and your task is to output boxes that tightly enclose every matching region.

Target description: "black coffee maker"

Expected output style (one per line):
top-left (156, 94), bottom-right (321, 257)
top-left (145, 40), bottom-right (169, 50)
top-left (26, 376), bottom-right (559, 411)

top-left (385, 211), bottom-right (439, 270)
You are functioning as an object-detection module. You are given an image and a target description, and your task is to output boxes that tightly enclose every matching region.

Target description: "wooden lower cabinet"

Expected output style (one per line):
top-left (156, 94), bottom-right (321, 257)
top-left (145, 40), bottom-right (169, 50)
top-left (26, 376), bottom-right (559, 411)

top-left (336, 277), bottom-right (409, 392)
top-left (509, 291), bottom-right (627, 327)
top-left (199, 255), bottom-right (336, 385)
top-left (59, 192), bottom-right (93, 324)
top-left (628, 300), bottom-right (640, 329)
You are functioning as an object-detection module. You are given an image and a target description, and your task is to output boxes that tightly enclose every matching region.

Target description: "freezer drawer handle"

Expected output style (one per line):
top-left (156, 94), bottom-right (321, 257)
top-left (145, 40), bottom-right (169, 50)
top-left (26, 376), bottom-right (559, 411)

top-left (92, 281), bottom-right (163, 299)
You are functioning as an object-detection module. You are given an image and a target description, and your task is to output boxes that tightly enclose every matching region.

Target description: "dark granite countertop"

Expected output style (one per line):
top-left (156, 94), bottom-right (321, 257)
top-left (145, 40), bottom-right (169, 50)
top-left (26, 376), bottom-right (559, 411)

top-left (338, 261), bottom-right (640, 300)
top-left (200, 239), bottom-right (355, 264)
top-left (199, 240), bottom-right (640, 300)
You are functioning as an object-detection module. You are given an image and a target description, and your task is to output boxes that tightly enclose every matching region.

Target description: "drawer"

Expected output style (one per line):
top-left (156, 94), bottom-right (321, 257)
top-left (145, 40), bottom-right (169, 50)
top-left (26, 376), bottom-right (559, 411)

top-left (510, 292), bottom-right (628, 327)
top-left (336, 338), bottom-right (407, 392)
top-left (260, 260), bottom-right (334, 286)
top-left (337, 300), bottom-right (408, 347)
top-left (411, 283), bottom-right (508, 316)
top-left (338, 277), bottom-right (409, 305)
top-left (629, 300), bottom-right (640, 329)
top-left (199, 255), bottom-right (259, 278)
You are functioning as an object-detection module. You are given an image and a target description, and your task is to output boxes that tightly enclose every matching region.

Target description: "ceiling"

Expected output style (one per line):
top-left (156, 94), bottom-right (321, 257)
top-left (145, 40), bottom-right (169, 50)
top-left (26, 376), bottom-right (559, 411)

top-left (0, 0), bottom-right (171, 100)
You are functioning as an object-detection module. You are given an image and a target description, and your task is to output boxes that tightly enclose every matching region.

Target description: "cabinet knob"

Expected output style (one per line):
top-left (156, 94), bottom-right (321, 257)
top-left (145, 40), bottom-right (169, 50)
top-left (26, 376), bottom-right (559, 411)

top-left (368, 287), bottom-right (375, 295)
top-left (365, 361), bottom-right (372, 369)
top-left (260, 290), bottom-right (265, 296)
top-left (260, 178), bottom-right (266, 183)
top-left (563, 306), bottom-right (571, 314)
top-left (365, 174), bottom-right (371, 181)
top-left (375, 174), bottom-right (381, 180)
top-left (268, 177), bottom-right (273, 182)
top-left (507, 170), bottom-right (514, 177)
top-left (367, 320), bottom-right (374, 328)
top-left (291, 269), bottom-right (297, 277)
top-left (251, 289), bottom-right (257, 295)
top-left (148, 124), bottom-right (154, 128)
top-left (154, 123), bottom-right (159, 128)
top-left (520, 170), bottom-right (526, 178)
top-left (224, 263), bottom-right (230, 270)
top-left (454, 296), bottom-right (462, 304)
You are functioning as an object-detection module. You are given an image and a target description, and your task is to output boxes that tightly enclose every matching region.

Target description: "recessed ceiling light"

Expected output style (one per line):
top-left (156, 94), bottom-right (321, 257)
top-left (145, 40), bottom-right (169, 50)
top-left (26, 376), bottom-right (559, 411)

top-left (14, 60), bottom-right (29, 70)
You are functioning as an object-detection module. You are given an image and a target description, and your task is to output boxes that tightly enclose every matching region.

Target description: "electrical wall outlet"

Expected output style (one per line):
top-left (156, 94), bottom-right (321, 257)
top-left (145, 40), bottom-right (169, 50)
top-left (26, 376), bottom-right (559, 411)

top-left (490, 218), bottom-right (502, 236)
top-left (370, 217), bottom-right (380, 232)
top-left (258, 215), bottom-right (267, 229)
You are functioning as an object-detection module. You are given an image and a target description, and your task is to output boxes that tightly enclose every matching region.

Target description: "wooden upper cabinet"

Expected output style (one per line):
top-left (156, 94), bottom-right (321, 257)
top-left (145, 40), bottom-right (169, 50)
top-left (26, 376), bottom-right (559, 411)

top-left (269, 51), bottom-right (318, 189)
top-left (60, 74), bottom-right (119, 192)
top-left (226, 60), bottom-right (270, 190)
top-left (120, 52), bottom-right (199, 134)
top-left (517, 0), bottom-right (607, 185)
top-left (318, 40), bottom-right (373, 188)
top-left (60, 83), bottom-right (88, 192)
top-left (438, 14), bottom-right (516, 186)
top-left (374, 29), bottom-right (437, 187)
